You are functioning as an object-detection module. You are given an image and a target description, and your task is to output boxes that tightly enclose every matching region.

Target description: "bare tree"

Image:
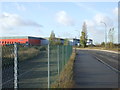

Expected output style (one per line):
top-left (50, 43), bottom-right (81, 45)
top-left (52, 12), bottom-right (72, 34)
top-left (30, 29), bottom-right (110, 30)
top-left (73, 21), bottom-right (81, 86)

top-left (108, 28), bottom-right (114, 48)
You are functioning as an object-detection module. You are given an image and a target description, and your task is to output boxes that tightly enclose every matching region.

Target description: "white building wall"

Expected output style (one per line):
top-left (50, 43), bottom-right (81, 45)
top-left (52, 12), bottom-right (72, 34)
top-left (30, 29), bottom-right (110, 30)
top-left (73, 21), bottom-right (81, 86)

top-left (69, 39), bottom-right (80, 46)
top-left (69, 40), bottom-right (74, 46)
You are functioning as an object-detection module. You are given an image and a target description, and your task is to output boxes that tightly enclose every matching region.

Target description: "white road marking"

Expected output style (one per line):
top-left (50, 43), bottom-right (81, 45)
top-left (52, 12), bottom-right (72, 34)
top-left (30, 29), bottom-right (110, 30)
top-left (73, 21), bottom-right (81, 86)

top-left (94, 56), bottom-right (120, 73)
top-left (95, 54), bottom-right (118, 63)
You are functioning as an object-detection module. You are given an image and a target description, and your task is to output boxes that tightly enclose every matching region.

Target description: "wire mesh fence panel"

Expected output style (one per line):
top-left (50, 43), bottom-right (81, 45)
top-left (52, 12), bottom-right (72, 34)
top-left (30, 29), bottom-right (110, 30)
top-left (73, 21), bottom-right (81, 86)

top-left (17, 45), bottom-right (48, 88)
top-left (49, 45), bottom-right (73, 87)
top-left (58, 45), bottom-right (71, 73)
top-left (66, 46), bottom-right (69, 62)
top-left (1, 44), bottom-right (73, 89)
top-left (49, 45), bottom-right (58, 86)
top-left (59, 45), bottom-right (63, 73)
top-left (62, 46), bottom-right (65, 69)
top-left (2, 45), bottom-right (14, 88)
top-left (65, 46), bottom-right (67, 65)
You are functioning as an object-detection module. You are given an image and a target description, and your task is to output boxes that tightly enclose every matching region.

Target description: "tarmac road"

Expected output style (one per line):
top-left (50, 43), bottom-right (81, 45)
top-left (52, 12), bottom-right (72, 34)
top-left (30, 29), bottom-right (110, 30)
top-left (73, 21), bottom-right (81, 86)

top-left (73, 49), bottom-right (119, 88)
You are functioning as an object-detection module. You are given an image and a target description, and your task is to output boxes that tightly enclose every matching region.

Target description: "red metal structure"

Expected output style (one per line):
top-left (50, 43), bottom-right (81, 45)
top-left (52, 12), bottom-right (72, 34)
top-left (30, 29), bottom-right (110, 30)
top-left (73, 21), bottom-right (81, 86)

top-left (0, 36), bottom-right (41, 46)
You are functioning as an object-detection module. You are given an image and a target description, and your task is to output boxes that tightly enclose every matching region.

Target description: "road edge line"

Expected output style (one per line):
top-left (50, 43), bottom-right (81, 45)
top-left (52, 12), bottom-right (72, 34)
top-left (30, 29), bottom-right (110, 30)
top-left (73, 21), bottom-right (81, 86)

top-left (94, 56), bottom-right (120, 73)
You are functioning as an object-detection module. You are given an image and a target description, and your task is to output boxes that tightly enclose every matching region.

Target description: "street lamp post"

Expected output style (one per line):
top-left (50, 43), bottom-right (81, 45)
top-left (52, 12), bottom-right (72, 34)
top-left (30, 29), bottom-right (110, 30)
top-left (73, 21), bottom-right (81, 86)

top-left (101, 21), bottom-right (107, 48)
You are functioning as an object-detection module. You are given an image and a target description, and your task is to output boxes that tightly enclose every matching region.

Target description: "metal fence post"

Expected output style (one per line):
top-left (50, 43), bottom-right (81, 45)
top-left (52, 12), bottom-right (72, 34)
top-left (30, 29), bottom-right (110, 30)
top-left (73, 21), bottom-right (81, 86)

top-left (14, 43), bottom-right (18, 89)
top-left (48, 44), bottom-right (50, 88)
top-left (57, 45), bottom-right (60, 86)
top-left (0, 45), bottom-right (2, 90)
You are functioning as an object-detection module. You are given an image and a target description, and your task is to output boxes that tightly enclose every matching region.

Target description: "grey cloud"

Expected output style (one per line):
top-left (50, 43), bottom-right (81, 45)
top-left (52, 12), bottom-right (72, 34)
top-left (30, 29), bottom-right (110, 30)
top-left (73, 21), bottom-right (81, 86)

top-left (0, 12), bottom-right (43, 30)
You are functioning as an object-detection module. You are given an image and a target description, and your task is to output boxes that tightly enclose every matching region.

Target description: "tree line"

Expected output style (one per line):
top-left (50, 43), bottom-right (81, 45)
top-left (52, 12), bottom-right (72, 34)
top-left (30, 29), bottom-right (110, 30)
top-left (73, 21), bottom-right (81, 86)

top-left (80, 22), bottom-right (117, 49)
top-left (49, 21), bottom-right (118, 49)
top-left (49, 31), bottom-right (69, 45)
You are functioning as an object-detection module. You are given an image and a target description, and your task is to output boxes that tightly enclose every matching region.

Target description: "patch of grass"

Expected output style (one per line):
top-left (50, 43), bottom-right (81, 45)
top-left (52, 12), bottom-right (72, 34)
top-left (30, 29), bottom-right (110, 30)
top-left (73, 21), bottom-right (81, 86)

top-left (18, 47), bottom-right (40, 62)
top-left (51, 52), bottom-right (76, 88)
top-left (78, 47), bottom-right (119, 52)
top-left (2, 46), bottom-right (46, 67)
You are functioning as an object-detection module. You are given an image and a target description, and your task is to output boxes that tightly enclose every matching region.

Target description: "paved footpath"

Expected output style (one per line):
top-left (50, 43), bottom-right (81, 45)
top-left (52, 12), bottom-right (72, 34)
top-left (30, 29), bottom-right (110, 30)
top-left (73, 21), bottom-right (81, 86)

top-left (73, 50), bottom-right (119, 88)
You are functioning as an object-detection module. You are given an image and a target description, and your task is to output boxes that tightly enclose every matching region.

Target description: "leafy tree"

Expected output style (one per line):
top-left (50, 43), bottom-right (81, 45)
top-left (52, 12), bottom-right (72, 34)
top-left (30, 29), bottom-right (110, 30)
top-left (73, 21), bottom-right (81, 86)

top-left (82, 22), bottom-right (87, 36)
top-left (101, 42), bottom-right (105, 47)
top-left (49, 30), bottom-right (56, 45)
top-left (64, 38), bottom-right (69, 45)
top-left (49, 31), bottom-right (62, 45)
top-left (55, 38), bottom-right (62, 45)
top-left (106, 42), bottom-right (114, 48)
top-left (80, 22), bottom-right (88, 48)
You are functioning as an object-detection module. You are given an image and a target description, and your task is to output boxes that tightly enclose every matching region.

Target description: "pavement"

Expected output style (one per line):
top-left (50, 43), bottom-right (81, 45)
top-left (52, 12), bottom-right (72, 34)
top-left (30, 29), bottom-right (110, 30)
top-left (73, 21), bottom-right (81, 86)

top-left (73, 49), bottom-right (119, 88)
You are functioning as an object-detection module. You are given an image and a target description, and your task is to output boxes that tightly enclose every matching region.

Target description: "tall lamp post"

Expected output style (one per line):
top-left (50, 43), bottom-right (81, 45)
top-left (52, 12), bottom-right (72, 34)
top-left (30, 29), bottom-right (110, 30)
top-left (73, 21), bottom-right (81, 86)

top-left (101, 21), bottom-right (107, 48)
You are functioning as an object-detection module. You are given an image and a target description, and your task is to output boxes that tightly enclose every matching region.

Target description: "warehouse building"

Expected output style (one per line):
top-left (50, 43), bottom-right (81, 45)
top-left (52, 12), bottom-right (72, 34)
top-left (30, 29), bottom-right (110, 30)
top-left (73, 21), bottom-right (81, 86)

top-left (0, 36), bottom-right (43, 46)
top-left (69, 38), bottom-right (80, 46)
top-left (41, 38), bottom-right (49, 45)
top-left (87, 39), bottom-right (93, 45)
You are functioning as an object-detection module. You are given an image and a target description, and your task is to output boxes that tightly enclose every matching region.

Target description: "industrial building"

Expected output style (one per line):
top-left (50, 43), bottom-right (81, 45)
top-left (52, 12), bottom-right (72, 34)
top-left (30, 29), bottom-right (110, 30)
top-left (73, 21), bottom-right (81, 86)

top-left (0, 36), bottom-right (44, 46)
top-left (0, 36), bottom-right (65, 46)
top-left (87, 39), bottom-right (93, 45)
top-left (69, 38), bottom-right (80, 46)
top-left (0, 36), bottom-right (80, 46)
top-left (0, 36), bottom-right (92, 46)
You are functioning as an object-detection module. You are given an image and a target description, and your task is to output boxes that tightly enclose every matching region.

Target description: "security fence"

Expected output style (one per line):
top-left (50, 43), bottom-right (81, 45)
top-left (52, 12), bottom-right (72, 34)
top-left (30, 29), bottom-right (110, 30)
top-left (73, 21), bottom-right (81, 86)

top-left (1, 44), bottom-right (73, 88)
top-left (2, 45), bottom-right (14, 88)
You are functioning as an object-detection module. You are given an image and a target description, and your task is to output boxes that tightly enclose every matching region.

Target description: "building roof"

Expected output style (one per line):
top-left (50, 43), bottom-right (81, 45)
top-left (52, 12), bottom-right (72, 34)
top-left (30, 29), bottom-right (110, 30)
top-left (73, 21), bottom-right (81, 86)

top-left (0, 36), bottom-right (45, 40)
top-left (0, 36), bottom-right (28, 39)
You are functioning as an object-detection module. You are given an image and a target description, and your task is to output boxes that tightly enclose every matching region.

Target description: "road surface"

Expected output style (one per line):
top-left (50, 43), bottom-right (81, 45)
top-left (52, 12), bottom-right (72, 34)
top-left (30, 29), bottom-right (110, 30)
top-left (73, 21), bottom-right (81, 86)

top-left (73, 49), bottom-right (119, 88)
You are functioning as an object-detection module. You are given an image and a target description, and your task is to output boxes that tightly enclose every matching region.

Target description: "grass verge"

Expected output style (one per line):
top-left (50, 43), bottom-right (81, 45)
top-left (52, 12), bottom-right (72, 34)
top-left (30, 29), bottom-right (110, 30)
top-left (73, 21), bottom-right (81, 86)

top-left (2, 46), bottom-right (47, 67)
top-left (18, 47), bottom-right (40, 62)
top-left (51, 52), bottom-right (76, 88)
top-left (77, 47), bottom-right (119, 52)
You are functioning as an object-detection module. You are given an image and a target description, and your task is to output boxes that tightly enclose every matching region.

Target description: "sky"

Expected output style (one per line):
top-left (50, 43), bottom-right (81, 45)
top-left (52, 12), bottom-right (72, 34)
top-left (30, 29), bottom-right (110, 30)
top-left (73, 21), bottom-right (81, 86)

top-left (0, 2), bottom-right (118, 44)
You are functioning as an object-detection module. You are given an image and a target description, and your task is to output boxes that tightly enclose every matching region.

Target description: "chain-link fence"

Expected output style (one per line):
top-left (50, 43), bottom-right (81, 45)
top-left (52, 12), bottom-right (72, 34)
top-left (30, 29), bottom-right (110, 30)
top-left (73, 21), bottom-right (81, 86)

top-left (49, 45), bottom-right (73, 87)
top-left (1, 44), bottom-right (72, 88)
top-left (2, 45), bottom-right (14, 88)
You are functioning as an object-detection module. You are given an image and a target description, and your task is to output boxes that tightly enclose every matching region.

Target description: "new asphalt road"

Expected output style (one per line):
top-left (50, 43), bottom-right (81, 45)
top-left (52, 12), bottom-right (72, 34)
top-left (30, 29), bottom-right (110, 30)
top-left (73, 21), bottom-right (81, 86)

top-left (73, 49), bottom-right (119, 88)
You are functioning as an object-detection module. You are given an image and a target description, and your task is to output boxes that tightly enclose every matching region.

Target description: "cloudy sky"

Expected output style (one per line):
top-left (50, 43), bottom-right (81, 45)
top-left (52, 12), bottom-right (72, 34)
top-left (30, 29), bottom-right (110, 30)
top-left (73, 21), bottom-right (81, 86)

top-left (0, 2), bottom-right (118, 44)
